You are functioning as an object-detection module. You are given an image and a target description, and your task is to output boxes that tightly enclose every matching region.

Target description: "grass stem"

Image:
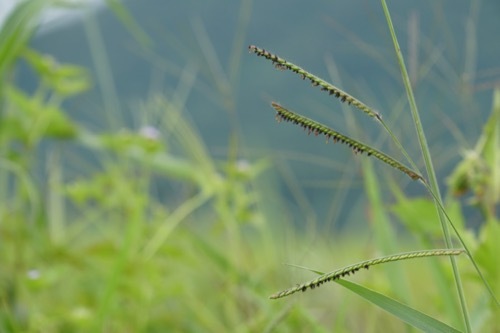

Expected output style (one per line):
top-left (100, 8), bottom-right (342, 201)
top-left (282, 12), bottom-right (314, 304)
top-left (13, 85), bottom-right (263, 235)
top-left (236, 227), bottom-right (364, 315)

top-left (380, 1), bottom-right (472, 331)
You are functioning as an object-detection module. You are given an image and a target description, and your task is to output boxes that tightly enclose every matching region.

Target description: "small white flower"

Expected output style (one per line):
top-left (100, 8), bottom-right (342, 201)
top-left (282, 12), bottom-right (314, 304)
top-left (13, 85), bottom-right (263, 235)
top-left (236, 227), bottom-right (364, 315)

top-left (139, 126), bottom-right (161, 140)
top-left (236, 159), bottom-right (250, 172)
top-left (27, 269), bottom-right (40, 280)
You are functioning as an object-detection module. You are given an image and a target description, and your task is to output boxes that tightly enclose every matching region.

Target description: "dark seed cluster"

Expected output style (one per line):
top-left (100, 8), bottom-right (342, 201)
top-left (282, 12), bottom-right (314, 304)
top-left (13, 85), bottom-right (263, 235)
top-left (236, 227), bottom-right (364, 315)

top-left (274, 106), bottom-right (370, 156)
top-left (270, 249), bottom-right (463, 299)
top-left (297, 266), bottom-right (367, 294)
top-left (270, 261), bottom-right (375, 298)
top-left (249, 45), bottom-right (357, 107)
top-left (271, 102), bottom-right (423, 181)
top-left (251, 42), bottom-right (424, 180)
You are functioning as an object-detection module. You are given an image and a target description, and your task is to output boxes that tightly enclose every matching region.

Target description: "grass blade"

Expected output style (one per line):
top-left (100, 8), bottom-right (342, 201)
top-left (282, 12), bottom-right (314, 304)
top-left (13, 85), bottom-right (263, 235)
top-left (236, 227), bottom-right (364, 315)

top-left (0, 0), bottom-right (50, 76)
top-left (336, 279), bottom-right (462, 333)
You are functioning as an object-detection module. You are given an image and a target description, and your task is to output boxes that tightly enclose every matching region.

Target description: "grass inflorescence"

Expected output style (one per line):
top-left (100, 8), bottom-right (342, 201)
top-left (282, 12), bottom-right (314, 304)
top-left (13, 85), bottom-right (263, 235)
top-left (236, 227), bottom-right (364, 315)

top-left (272, 102), bottom-right (423, 181)
top-left (249, 32), bottom-right (497, 329)
top-left (249, 45), bottom-right (381, 120)
top-left (270, 249), bottom-right (465, 299)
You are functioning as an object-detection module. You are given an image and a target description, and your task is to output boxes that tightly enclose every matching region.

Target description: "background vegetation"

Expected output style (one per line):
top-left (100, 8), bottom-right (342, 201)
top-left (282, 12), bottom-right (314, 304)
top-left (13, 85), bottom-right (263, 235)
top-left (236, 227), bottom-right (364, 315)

top-left (0, 0), bottom-right (498, 332)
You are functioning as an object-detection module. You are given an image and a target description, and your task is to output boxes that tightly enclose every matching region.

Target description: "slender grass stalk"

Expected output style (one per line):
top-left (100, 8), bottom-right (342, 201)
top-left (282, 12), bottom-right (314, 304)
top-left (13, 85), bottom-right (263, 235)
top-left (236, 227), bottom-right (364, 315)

top-left (47, 149), bottom-right (65, 245)
top-left (421, 184), bottom-right (499, 306)
top-left (142, 190), bottom-right (213, 259)
top-left (380, 1), bottom-right (471, 331)
top-left (228, 0), bottom-right (253, 84)
top-left (84, 14), bottom-right (122, 130)
top-left (0, 159), bottom-right (39, 223)
top-left (105, 0), bottom-right (153, 49)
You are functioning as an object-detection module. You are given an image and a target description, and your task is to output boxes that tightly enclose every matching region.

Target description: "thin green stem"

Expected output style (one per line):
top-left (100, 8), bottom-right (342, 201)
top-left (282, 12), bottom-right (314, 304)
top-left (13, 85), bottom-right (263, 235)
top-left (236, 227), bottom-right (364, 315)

top-left (380, 1), bottom-right (471, 332)
top-left (422, 182), bottom-right (500, 306)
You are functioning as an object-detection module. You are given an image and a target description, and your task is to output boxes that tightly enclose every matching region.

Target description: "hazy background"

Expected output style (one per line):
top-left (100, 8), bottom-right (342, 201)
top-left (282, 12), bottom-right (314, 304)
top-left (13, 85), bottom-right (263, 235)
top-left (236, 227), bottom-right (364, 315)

top-left (15, 0), bottom-right (500, 228)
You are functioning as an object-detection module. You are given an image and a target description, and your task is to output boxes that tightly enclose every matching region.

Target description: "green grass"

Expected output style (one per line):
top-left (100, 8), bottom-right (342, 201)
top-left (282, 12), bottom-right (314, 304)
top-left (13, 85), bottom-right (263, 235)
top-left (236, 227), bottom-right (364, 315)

top-left (0, 1), bottom-right (498, 332)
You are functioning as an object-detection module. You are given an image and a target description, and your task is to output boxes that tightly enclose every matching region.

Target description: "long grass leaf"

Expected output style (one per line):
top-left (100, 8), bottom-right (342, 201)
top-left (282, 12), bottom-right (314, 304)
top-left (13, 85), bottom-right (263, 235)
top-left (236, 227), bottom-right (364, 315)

top-left (142, 191), bottom-right (213, 259)
top-left (336, 279), bottom-right (462, 333)
top-left (105, 0), bottom-right (152, 48)
top-left (0, 0), bottom-right (49, 76)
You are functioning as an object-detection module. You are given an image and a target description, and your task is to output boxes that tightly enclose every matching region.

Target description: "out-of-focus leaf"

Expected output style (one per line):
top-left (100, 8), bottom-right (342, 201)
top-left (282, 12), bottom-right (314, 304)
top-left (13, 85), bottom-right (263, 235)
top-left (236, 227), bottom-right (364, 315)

top-left (447, 88), bottom-right (500, 214)
top-left (474, 218), bottom-right (500, 298)
top-left (23, 48), bottom-right (91, 97)
top-left (391, 196), bottom-right (441, 235)
top-left (0, 0), bottom-right (50, 76)
top-left (480, 89), bottom-right (500, 207)
top-left (99, 130), bottom-right (165, 154)
top-left (5, 86), bottom-right (77, 143)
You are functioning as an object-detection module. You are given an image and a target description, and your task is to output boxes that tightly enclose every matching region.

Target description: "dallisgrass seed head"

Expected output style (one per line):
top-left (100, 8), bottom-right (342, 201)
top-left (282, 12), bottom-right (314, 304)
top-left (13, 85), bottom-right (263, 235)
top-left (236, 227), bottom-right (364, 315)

top-left (270, 249), bottom-right (465, 299)
top-left (271, 102), bottom-right (423, 181)
top-left (249, 45), bottom-right (380, 120)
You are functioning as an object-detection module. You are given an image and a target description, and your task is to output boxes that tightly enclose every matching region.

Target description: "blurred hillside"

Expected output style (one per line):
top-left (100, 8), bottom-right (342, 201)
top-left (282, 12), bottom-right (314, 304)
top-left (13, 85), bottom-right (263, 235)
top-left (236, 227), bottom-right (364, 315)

top-left (17, 0), bottom-right (500, 225)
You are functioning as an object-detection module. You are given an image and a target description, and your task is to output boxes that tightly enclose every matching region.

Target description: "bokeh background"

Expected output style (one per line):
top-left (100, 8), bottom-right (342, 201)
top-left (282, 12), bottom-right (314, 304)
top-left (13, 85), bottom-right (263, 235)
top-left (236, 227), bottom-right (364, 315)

top-left (22, 0), bottom-right (500, 225)
top-left (1, 0), bottom-right (499, 332)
